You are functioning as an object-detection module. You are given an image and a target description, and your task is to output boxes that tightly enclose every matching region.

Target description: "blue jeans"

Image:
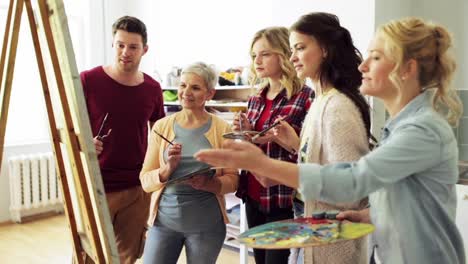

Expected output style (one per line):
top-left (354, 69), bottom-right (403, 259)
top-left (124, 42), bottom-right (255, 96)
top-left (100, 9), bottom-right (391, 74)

top-left (143, 223), bottom-right (226, 264)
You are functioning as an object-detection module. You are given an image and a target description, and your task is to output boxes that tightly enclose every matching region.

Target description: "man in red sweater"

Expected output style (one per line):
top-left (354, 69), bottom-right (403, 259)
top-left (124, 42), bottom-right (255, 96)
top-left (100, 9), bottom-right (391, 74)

top-left (80, 16), bottom-right (165, 263)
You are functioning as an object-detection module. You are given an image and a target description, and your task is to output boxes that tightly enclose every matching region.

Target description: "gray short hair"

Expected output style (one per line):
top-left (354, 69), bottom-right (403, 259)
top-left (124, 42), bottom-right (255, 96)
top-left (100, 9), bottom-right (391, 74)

top-left (181, 62), bottom-right (218, 91)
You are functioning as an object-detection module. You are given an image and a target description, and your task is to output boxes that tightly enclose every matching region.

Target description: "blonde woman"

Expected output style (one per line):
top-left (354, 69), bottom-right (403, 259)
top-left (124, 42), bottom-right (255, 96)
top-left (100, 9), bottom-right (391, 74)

top-left (140, 62), bottom-right (238, 264)
top-left (232, 26), bottom-right (312, 264)
top-left (196, 17), bottom-right (465, 264)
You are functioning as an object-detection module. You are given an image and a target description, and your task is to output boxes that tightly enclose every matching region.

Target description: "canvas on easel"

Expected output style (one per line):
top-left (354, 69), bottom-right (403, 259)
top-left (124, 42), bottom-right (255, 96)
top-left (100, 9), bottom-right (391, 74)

top-left (0, 0), bottom-right (118, 263)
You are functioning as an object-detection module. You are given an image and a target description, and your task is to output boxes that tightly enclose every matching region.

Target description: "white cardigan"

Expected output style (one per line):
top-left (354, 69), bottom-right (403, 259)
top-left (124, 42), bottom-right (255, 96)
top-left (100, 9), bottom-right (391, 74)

top-left (301, 90), bottom-right (369, 264)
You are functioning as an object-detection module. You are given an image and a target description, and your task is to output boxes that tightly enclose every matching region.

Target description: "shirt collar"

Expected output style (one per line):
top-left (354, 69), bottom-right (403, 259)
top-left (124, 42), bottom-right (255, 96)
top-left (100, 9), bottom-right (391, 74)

top-left (383, 90), bottom-right (431, 133)
top-left (255, 85), bottom-right (287, 101)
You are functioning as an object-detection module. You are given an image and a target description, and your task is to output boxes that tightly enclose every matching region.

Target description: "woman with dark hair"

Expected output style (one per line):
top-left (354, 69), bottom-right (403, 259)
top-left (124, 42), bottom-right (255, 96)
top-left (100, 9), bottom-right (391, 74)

top-left (248, 13), bottom-right (372, 264)
top-left (196, 16), bottom-right (465, 264)
top-left (287, 12), bottom-right (372, 140)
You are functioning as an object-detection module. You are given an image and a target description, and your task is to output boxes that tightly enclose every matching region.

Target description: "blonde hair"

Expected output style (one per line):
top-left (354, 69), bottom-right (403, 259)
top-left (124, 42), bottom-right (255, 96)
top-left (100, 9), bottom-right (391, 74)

top-left (249, 27), bottom-right (304, 99)
top-left (377, 17), bottom-right (462, 126)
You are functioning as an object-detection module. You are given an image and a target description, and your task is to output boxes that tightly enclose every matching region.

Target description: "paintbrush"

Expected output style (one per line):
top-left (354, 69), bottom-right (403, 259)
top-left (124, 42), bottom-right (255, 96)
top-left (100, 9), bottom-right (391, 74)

top-left (252, 116), bottom-right (289, 141)
top-left (96, 113), bottom-right (109, 138)
top-left (238, 111), bottom-right (243, 133)
top-left (153, 130), bottom-right (174, 145)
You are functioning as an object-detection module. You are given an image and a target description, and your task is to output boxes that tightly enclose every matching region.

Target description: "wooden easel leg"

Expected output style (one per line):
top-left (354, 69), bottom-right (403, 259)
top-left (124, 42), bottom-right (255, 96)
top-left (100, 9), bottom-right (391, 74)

top-left (72, 250), bottom-right (95, 264)
top-left (0, 0), bottom-right (14, 89)
top-left (23, 0), bottom-right (84, 263)
top-left (83, 252), bottom-right (96, 264)
top-left (0, 0), bottom-right (23, 164)
top-left (36, 0), bottom-right (106, 262)
top-left (0, 0), bottom-right (119, 262)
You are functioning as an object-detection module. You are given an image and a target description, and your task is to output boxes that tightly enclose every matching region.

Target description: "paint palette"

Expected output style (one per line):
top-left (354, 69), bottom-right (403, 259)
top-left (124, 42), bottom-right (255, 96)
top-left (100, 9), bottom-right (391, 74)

top-left (222, 131), bottom-right (258, 140)
top-left (238, 217), bottom-right (375, 249)
top-left (165, 167), bottom-right (216, 185)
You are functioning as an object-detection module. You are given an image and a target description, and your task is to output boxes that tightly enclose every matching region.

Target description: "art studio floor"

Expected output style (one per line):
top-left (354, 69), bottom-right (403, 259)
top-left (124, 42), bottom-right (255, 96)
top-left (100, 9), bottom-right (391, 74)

top-left (0, 214), bottom-right (254, 264)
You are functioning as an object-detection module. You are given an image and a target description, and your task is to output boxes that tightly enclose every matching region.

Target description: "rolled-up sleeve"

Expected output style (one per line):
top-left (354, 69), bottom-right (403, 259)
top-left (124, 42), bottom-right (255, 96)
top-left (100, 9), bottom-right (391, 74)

top-left (140, 122), bottom-right (166, 193)
top-left (298, 164), bottom-right (322, 199)
top-left (298, 123), bottom-right (442, 203)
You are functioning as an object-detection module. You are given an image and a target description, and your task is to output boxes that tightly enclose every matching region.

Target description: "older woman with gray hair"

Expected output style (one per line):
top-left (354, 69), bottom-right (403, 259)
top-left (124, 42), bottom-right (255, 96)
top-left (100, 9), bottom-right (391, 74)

top-left (140, 62), bottom-right (239, 264)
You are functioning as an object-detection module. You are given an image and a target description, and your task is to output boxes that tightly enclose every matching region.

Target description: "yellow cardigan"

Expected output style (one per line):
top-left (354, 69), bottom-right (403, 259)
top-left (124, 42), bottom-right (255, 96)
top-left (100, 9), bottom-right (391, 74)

top-left (140, 112), bottom-right (239, 226)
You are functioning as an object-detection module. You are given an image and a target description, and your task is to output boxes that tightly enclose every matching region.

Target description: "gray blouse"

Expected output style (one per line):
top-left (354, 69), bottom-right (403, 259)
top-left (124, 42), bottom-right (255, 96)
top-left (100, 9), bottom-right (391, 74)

top-left (157, 118), bottom-right (224, 233)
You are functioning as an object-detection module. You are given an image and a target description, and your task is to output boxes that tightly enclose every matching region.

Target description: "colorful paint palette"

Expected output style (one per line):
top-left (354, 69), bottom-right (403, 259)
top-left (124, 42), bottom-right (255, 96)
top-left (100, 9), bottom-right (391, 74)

top-left (238, 217), bottom-right (375, 249)
top-left (222, 131), bottom-right (258, 140)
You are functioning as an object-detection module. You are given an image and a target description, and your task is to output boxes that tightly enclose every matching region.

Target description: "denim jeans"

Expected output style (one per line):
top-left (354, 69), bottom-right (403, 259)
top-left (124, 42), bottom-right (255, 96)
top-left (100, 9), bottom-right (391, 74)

top-left (142, 223), bottom-right (226, 264)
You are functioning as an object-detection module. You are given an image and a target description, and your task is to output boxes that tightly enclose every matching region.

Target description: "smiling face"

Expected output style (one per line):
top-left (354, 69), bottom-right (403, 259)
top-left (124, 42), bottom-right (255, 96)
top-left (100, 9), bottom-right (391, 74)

top-left (358, 36), bottom-right (396, 99)
top-left (112, 30), bottom-right (148, 73)
top-left (251, 37), bottom-right (282, 80)
top-left (289, 31), bottom-right (325, 80)
top-left (178, 73), bottom-right (215, 110)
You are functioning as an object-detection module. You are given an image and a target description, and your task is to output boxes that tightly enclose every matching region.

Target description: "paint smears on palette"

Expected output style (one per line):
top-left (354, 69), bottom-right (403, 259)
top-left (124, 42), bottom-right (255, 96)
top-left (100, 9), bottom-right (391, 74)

top-left (238, 217), bottom-right (375, 249)
top-left (222, 131), bottom-right (258, 140)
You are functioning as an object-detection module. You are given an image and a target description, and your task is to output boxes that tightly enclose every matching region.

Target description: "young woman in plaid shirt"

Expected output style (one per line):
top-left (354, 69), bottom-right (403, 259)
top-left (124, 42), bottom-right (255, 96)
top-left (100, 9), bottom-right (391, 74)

top-left (232, 26), bottom-right (313, 264)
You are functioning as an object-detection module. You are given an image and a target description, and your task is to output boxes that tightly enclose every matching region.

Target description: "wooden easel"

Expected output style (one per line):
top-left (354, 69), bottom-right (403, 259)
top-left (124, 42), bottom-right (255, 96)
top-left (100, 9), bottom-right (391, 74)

top-left (0, 0), bottom-right (119, 263)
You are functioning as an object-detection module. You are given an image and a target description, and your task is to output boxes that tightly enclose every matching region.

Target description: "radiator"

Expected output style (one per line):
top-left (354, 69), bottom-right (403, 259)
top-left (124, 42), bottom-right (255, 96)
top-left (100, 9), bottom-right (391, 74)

top-left (8, 152), bottom-right (64, 222)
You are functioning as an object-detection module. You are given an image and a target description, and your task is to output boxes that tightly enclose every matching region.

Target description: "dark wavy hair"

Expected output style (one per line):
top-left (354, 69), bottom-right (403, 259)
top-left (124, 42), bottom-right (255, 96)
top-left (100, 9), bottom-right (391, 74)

top-left (291, 12), bottom-right (373, 141)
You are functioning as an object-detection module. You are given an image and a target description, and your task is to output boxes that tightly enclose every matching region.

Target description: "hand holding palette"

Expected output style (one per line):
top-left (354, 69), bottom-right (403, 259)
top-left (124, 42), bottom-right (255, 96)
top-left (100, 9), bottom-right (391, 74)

top-left (238, 216), bottom-right (374, 249)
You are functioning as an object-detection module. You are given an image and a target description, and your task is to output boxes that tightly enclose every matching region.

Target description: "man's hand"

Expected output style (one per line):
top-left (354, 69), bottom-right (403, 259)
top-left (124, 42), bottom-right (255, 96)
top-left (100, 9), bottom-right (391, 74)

top-left (93, 137), bottom-right (104, 155)
top-left (93, 129), bottom-right (112, 156)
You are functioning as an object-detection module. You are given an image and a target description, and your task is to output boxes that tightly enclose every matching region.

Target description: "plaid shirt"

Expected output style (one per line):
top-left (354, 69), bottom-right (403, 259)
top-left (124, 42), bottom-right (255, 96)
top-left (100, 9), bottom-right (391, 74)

top-left (236, 85), bottom-right (313, 212)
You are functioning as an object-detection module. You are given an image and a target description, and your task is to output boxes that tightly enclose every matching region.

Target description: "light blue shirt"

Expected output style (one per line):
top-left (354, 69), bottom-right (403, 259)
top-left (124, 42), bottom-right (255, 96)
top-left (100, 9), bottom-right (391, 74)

top-left (298, 91), bottom-right (465, 264)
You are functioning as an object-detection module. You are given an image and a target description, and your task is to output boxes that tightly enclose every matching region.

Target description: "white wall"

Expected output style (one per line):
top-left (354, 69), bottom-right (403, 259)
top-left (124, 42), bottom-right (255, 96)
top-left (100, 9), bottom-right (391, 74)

top-left (82, 0), bottom-right (107, 69)
top-left (375, 0), bottom-right (466, 90)
top-left (148, 0), bottom-right (273, 84)
top-left (271, 0), bottom-right (375, 56)
top-left (102, 0), bottom-right (134, 68)
top-left (457, 185), bottom-right (468, 258)
top-left (463, 0), bottom-right (468, 91)
top-left (98, 0), bottom-right (274, 82)
top-left (412, 0), bottom-right (466, 90)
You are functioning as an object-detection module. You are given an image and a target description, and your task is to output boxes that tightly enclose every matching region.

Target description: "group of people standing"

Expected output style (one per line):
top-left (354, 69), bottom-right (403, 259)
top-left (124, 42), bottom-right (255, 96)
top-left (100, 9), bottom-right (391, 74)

top-left (80, 10), bottom-right (465, 264)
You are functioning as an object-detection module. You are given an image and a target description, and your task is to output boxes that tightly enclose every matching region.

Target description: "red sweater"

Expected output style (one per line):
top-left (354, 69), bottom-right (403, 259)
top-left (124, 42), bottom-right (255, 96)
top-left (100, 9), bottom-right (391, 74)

top-left (80, 66), bottom-right (165, 192)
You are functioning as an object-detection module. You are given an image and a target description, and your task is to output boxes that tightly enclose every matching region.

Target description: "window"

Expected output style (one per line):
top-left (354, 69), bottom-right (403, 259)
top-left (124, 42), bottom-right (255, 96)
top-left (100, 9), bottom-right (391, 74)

top-left (1, 0), bottom-right (88, 145)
